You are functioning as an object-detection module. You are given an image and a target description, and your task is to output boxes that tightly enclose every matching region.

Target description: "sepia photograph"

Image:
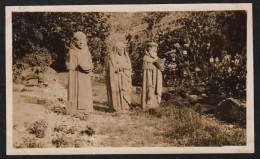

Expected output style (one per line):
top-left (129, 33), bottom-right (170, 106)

top-left (5, 4), bottom-right (254, 155)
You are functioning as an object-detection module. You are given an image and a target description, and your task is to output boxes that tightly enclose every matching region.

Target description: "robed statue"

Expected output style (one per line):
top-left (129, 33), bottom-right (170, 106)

top-left (66, 32), bottom-right (94, 115)
top-left (141, 42), bottom-right (165, 110)
top-left (106, 42), bottom-right (132, 111)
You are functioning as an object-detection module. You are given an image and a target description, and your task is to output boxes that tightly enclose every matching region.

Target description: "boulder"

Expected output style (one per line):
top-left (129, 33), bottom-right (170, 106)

top-left (215, 98), bottom-right (246, 125)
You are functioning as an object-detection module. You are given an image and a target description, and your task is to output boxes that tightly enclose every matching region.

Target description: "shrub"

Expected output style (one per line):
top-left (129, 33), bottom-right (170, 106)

top-left (207, 56), bottom-right (247, 100)
top-left (13, 12), bottom-right (110, 72)
top-left (13, 44), bottom-right (53, 80)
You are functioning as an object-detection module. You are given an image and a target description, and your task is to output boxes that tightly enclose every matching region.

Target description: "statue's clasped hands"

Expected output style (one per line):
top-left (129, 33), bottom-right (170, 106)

top-left (66, 62), bottom-right (76, 70)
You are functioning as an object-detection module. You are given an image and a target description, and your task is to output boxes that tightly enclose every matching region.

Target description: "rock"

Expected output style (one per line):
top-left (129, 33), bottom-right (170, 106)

top-left (26, 74), bottom-right (38, 80)
top-left (25, 78), bottom-right (39, 87)
top-left (188, 94), bottom-right (200, 104)
top-left (13, 84), bottom-right (25, 92)
top-left (167, 88), bottom-right (176, 94)
top-left (201, 93), bottom-right (207, 98)
top-left (74, 139), bottom-right (88, 148)
top-left (60, 137), bottom-right (74, 148)
top-left (215, 98), bottom-right (246, 125)
top-left (206, 94), bottom-right (223, 105)
top-left (194, 103), bottom-right (216, 114)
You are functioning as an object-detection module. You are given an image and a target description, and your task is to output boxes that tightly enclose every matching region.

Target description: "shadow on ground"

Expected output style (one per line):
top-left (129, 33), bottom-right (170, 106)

top-left (93, 101), bottom-right (111, 112)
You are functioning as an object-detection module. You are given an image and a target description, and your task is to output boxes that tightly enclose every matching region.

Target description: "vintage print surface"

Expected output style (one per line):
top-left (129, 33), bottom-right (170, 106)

top-left (6, 4), bottom-right (253, 155)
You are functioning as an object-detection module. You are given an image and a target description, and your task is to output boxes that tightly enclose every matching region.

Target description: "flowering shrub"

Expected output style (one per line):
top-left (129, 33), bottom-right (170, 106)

top-left (163, 42), bottom-right (246, 100)
top-left (207, 55), bottom-right (246, 100)
top-left (126, 11), bottom-right (246, 100)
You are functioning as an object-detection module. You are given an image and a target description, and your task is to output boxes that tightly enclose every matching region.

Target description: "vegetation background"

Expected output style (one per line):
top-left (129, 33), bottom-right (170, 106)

top-left (13, 11), bottom-right (247, 100)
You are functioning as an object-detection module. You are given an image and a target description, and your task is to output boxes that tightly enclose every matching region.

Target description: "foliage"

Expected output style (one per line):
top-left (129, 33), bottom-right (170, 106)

top-left (13, 12), bottom-right (110, 73)
top-left (13, 45), bottom-right (53, 79)
top-left (207, 55), bottom-right (247, 100)
top-left (126, 11), bottom-right (247, 100)
top-left (12, 11), bottom-right (247, 100)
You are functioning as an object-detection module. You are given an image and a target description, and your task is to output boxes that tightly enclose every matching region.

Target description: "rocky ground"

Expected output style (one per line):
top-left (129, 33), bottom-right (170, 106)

top-left (12, 69), bottom-right (246, 148)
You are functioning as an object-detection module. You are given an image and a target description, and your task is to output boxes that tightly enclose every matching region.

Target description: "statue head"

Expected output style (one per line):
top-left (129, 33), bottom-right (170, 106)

top-left (146, 42), bottom-right (158, 58)
top-left (73, 32), bottom-right (87, 49)
top-left (114, 42), bottom-right (126, 56)
top-left (109, 42), bottom-right (131, 66)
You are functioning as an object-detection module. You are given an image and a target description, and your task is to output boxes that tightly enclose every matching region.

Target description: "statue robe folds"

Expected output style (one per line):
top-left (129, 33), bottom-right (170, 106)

top-left (141, 55), bottom-right (163, 110)
top-left (66, 45), bottom-right (94, 114)
top-left (106, 43), bottom-right (132, 111)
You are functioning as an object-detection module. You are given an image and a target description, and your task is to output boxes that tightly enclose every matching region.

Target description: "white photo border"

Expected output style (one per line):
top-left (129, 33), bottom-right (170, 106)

top-left (6, 3), bottom-right (254, 155)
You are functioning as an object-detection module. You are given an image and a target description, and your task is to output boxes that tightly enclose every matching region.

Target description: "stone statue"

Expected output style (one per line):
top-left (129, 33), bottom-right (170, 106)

top-left (141, 42), bottom-right (165, 110)
top-left (106, 42), bottom-right (132, 111)
top-left (65, 32), bottom-right (94, 115)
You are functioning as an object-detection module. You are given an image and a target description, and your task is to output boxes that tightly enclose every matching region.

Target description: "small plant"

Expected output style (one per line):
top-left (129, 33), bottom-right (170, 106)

top-left (54, 124), bottom-right (76, 134)
top-left (80, 125), bottom-right (95, 136)
top-left (27, 120), bottom-right (48, 138)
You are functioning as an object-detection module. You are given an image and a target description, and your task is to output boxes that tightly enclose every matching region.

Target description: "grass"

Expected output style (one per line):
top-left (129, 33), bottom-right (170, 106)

top-left (145, 105), bottom-right (246, 146)
top-left (90, 103), bottom-right (246, 147)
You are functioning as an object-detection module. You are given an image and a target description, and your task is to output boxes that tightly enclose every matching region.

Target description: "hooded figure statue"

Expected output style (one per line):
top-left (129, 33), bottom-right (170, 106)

top-left (106, 42), bottom-right (132, 111)
top-left (141, 42), bottom-right (164, 110)
top-left (65, 32), bottom-right (94, 115)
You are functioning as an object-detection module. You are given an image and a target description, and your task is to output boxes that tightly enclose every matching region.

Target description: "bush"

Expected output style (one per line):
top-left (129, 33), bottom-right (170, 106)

top-left (13, 44), bottom-right (53, 80)
top-left (207, 56), bottom-right (247, 100)
top-left (13, 12), bottom-right (110, 72)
